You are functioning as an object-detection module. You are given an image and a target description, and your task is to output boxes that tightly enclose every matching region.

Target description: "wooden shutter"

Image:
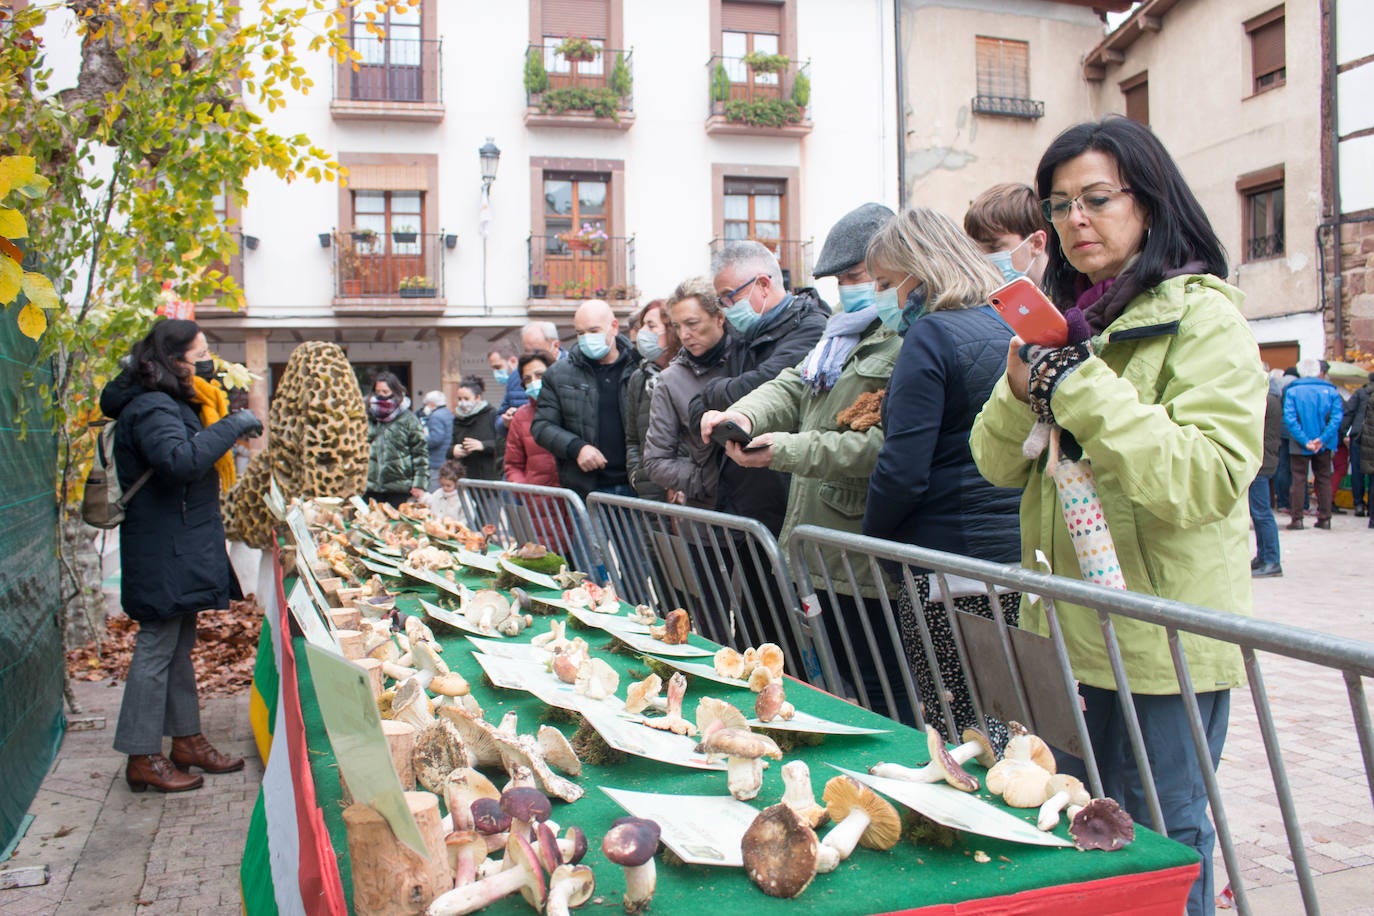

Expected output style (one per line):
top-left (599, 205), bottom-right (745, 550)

top-left (724, 177), bottom-right (784, 197)
top-left (976, 37), bottom-right (1029, 99)
top-left (543, 0), bottom-right (609, 39)
top-left (346, 163), bottom-right (429, 191)
top-left (722, 1), bottom-right (781, 35)
top-left (1250, 18), bottom-right (1285, 79)
top-left (1121, 73), bottom-right (1148, 126)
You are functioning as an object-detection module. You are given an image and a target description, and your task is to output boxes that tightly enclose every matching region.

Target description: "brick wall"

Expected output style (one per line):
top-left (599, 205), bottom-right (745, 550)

top-left (1338, 219), bottom-right (1374, 356)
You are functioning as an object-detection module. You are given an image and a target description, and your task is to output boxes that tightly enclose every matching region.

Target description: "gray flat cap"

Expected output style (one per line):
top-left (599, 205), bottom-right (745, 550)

top-left (813, 202), bottom-right (896, 278)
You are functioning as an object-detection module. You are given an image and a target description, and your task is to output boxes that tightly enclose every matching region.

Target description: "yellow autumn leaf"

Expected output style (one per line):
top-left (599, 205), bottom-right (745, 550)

top-left (181, 244), bottom-right (203, 262)
top-left (0, 252), bottom-right (20, 303)
top-left (0, 156), bottom-right (47, 200)
top-left (22, 271), bottom-right (60, 310)
top-left (0, 207), bottom-right (26, 239)
top-left (16, 303), bottom-right (46, 340)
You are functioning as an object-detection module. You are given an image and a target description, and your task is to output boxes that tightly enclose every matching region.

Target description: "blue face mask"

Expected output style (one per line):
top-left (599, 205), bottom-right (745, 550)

top-left (525, 380), bottom-right (542, 400)
top-left (578, 332), bottom-right (611, 360)
top-left (874, 277), bottom-right (911, 331)
top-left (987, 236), bottom-right (1032, 285)
top-left (837, 281), bottom-right (876, 314)
top-left (636, 327), bottom-right (663, 361)
top-left (877, 280), bottom-right (928, 334)
top-left (724, 301), bottom-right (760, 334)
top-left (493, 368), bottom-right (511, 385)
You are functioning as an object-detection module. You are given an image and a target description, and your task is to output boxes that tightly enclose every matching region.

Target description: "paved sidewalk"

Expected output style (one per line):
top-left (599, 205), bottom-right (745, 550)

top-left (2, 513), bottom-right (1370, 914)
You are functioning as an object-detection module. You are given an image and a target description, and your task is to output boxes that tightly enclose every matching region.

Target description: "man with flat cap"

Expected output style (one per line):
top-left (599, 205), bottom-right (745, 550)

top-left (701, 203), bottom-right (901, 697)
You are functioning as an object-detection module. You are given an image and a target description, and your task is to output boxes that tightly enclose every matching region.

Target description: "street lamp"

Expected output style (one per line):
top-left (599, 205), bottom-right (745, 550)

top-left (479, 137), bottom-right (501, 190)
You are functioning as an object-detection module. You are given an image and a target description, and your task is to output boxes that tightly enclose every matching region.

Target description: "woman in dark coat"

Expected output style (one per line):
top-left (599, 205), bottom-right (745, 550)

top-left (99, 319), bottom-right (263, 792)
top-left (450, 375), bottom-right (500, 480)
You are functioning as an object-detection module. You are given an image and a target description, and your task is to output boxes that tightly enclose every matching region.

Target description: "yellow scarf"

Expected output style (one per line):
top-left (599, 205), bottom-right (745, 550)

top-left (191, 374), bottom-right (237, 494)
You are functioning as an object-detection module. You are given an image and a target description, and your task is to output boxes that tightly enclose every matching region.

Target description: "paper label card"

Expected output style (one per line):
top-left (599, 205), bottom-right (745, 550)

top-left (456, 550), bottom-right (500, 573)
top-left (464, 635), bottom-right (546, 661)
top-left (398, 564), bottom-right (463, 596)
top-left (744, 709), bottom-right (890, 736)
top-left (360, 558), bottom-right (404, 578)
top-left (285, 506), bottom-right (319, 568)
top-left (287, 580), bottom-right (338, 651)
top-left (267, 475), bottom-right (287, 520)
top-left (303, 643), bottom-right (427, 857)
top-left (648, 656), bottom-right (749, 689)
top-left (579, 706), bottom-right (727, 771)
top-left (566, 605), bottom-right (653, 635)
top-left (830, 766), bottom-right (1073, 848)
top-left (498, 558), bottom-right (561, 591)
top-left (609, 628), bottom-right (714, 659)
top-left (350, 495), bottom-right (371, 516)
top-left (601, 787), bottom-right (756, 866)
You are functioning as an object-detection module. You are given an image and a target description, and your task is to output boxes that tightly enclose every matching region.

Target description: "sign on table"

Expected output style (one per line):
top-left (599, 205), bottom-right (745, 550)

top-left (609, 628), bottom-right (714, 659)
top-left (285, 505), bottom-right (319, 568)
top-left (288, 580), bottom-right (338, 651)
top-left (601, 787), bottom-right (757, 867)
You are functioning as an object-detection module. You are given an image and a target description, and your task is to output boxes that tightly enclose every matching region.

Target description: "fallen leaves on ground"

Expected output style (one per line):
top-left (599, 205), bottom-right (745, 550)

top-left (65, 598), bottom-right (264, 698)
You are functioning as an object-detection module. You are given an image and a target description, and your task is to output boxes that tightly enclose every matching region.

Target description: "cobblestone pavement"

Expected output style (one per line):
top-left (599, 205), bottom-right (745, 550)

top-left (2, 514), bottom-right (1370, 914)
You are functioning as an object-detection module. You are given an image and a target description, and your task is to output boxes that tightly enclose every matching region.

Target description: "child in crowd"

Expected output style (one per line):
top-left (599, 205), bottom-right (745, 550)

top-left (425, 460), bottom-right (467, 523)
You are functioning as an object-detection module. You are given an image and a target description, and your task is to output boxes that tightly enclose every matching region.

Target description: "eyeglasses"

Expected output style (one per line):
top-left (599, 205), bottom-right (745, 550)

top-left (717, 275), bottom-right (763, 309)
top-left (1040, 187), bottom-right (1133, 224)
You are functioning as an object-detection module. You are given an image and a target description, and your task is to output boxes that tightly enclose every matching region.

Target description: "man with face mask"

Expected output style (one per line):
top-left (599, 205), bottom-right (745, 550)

top-left (963, 183), bottom-right (1050, 287)
top-left (531, 299), bottom-right (642, 500)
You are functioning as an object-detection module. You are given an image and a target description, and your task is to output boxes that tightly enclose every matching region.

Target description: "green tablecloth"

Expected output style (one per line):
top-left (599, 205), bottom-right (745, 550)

top-left (295, 566), bottom-right (1197, 915)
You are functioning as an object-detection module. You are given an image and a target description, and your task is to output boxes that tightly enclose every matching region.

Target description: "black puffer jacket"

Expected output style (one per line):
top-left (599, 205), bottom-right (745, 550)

top-left (531, 335), bottom-right (642, 497)
top-left (624, 360), bottom-right (667, 501)
top-left (451, 403), bottom-right (499, 481)
top-left (864, 305), bottom-right (1022, 565)
top-left (99, 370), bottom-right (244, 622)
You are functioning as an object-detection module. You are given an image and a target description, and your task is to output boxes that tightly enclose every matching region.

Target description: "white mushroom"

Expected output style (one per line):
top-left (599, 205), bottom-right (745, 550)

top-left (695, 727), bottom-right (782, 801)
top-left (624, 674), bottom-right (663, 716)
top-left (1038, 774), bottom-right (1091, 831)
top-left (780, 760), bottom-right (828, 829)
top-left (392, 676), bottom-right (436, 730)
top-left (573, 657), bottom-right (619, 700)
top-left (536, 725), bottom-right (582, 777)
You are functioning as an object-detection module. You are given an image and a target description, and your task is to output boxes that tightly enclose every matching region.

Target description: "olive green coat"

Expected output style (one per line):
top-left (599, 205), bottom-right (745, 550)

top-left (970, 274), bottom-right (1265, 694)
top-left (732, 321), bottom-right (901, 596)
top-left (367, 410), bottom-right (430, 495)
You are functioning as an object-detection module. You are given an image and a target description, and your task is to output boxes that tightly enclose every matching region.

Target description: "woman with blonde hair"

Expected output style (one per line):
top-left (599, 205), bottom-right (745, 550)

top-left (861, 206), bottom-right (1023, 740)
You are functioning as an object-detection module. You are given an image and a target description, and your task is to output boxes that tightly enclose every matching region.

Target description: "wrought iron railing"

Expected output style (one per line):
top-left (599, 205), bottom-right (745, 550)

top-left (524, 44), bottom-right (634, 117)
top-left (334, 230), bottom-right (444, 299)
top-left (971, 94), bottom-right (1045, 119)
top-left (709, 237), bottom-right (814, 291)
top-left (1247, 232), bottom-right (1285, 260)
top-left (337, 36), bottom-right (443, 104)
top-left (706, 55), bottom-right (811, 124)
top-left (527, 235), bottom-right (636, 300)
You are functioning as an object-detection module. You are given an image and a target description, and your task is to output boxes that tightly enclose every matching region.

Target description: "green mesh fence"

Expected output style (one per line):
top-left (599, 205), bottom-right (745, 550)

top-left (0, 314), bottom-right (63, 858)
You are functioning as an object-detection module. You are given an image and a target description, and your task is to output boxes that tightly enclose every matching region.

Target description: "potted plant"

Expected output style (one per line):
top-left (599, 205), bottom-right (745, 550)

top-left (351, 226), bottom-right (378, 245)
top-left (556, 223), bottom-right (609, 254)
top-left (711, 62), bottom-right (731, 106)
top-left (529, 268), bottom-right (548, 299)
top-left (524, 47), bottom-right (549, 96)
top-left (399, 275), bottom-right (437, 298)
top-left (392, 224), bottom-right (418, 244)
top-left (555, 36), bottom-right (599, 63)
top-left (742, 51), bottom-right (790, 74)
top-left (557, 278), bottom-right (590, 299)
top-left (334, 231), bottom-right (365, 296)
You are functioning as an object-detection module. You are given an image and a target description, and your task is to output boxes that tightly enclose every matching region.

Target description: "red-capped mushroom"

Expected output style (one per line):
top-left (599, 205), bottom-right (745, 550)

top-left (602, 817), bottom-right (661, 913)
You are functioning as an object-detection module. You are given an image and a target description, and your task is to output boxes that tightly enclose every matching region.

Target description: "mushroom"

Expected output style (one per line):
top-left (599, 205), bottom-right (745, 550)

top-left (536, 725), bottom-right (582, 776)
top-left (695, 727), bottom-right (782, 801)
top-left (574, 657), bottom-right (619, 700)
top-left (601, 817), bottom-right (660, 914)
top-left (816, 776), bottom-right (902, 873)
top-left (742, 803), bottom-right (822, 898)
top-left (756, 643), bottom-right (785, 679)
top-left (436, 706), bottom-right (504, 768)
top-left (392, 676), bottom-right (436, 730)
top-left (713, 647), bottom-right (746, 680)
top-left (1038, 774), bottom-right (1092, 831)
top-left (740, 647), bottom-right (761, 677)
top-left (404, 614), bottom-right (440, 650)
top-left (1003, 731), bottom-right (1057, 774)
top-left (500, 786), bottom-right (552, 842)
top-left (425, 832), bottom-right (544, 916)
top-left (642, 672), bottom-right (696, 736)
top-left (986, 735), bottom-right (1055, 808)
top-left (695, 696), bottom-right (747, 740)
top-left (649, 608), bottom-right (690, 644)
top-left (552, 650), bottom-right (583, 685)
top-left (461, 589), bottom-right (510, 635)
top-left (948, 727), bottom-right (999, 769)
top-left (444, 768), bottom-right (500, 832)
top-left (445, 829), bottom-right (492, 887)
top-left (748, 666), bottom-right (775, 693)
top-left (531, 619), bottom-right (566, 651)
top-left (754, 682), bottom-right (795, 722)
top-left (868, 726), bottom-right (979, 792)
top-left (780, 761), bottom-right (828, 829)
top-left (411, 719), bottom-right (468, 795)
top-left (1069, 797), bottom-right (1135, 851)
top-left (559, 826), bottom-right (588, 865)
top-left (470, 796), bottom-right (511, 839)
top-left (411, 640), bottom-right (470, 697)
top-left (624, 674), bottom-right (663, 716)
top-left (628, 604), bottom-right (656, 625)
top-left (497, 612), bottom-right (532, 637)
top-left (491, 732), bottom-right (584, 803)
top-left (545, 864), bottom-right (595, 916)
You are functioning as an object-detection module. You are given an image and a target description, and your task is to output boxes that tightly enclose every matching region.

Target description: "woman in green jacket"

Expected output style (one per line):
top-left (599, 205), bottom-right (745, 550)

top-left (365, 371), bottom-right (429, 508)
top-left (969, 117), bottom-right (1264, 916)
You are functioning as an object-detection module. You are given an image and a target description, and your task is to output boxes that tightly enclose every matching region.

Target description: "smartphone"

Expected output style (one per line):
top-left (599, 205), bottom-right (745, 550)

top-left (989, 277), bottom-right (1069, 347)
top-left (710, 419), bottom-right (766, 452)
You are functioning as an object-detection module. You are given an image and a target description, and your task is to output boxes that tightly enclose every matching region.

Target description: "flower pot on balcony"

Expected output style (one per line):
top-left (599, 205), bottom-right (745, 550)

top-left (343, 279), bottom-right (362, 297)
top-left (392, 230), bottom-right (418, 244)
top-left (563, 238), bottom-right (592, 252)
top-left (529, 283), bottom-right (548, 298)
top-left (399, 286), bottom-right (437, 299)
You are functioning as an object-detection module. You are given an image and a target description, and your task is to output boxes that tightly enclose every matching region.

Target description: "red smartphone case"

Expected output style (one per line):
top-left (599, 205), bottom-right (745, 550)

top-left (989, 277), bottom-right (1069, 347)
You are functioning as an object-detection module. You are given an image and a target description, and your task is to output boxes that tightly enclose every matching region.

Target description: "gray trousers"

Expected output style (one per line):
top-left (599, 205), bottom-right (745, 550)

top-left (113, 613), bottom-right (202, 755)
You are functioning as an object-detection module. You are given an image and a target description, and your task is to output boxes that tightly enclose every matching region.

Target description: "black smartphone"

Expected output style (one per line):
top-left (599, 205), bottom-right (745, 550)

top-left (710, 420), bottom-right (766, 452)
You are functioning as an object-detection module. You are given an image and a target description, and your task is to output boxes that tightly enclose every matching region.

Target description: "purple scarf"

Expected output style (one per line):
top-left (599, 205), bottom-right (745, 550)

top-left (1064, 259), bottom-right (1208, 341)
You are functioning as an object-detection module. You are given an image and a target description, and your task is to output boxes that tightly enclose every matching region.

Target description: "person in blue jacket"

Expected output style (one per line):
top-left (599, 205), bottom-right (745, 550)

top-left (1282, 359), bottom-right (1344, 529)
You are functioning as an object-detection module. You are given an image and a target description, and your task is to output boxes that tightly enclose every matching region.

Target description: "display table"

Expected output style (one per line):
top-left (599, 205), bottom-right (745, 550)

top-left (243, 552), bottom-right (1197, 915)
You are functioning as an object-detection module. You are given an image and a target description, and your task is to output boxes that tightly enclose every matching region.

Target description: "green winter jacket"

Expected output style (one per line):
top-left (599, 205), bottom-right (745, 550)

top-left (367, 409), bottom-right (430, 495)
top-left (970, 274), bottom-right (1265, 694)
top-left (732, 321), bottom-right (901, 596)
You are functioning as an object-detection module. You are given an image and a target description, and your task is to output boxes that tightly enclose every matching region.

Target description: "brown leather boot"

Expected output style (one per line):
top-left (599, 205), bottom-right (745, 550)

top-left (126, 753), bottom-right (204, 793)
top-left (170, 733), bottom-right (245, 774)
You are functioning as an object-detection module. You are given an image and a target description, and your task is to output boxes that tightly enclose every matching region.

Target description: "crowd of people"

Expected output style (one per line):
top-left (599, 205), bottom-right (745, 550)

top-left (103, 116), bottom-right (1372, 916)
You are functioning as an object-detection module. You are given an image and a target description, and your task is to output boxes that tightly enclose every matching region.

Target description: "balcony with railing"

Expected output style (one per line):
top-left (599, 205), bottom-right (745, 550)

top-left (705, 55), bottom-right (812, 137)
top-left (523, 43), bottom-right (634, 129)
top-left (709, 237), bottom-right (813, 291)
top-left (195, 232), bottom-right (249, 316)
top-left (1246, 232), bottom-right (1285, 261)
top-left (332, 37), bottom-right (444, 121)
top-left (527, 235), bottom-right (637, 316)
top-left (333, 230), bottom-right (446, 314)
top-left (970, 95), bottom-right (1045, 120)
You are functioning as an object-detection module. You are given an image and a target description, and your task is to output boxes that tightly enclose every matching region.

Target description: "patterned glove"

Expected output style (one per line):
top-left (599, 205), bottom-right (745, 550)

top-left (1020, 341), bottom-right (1093, 426)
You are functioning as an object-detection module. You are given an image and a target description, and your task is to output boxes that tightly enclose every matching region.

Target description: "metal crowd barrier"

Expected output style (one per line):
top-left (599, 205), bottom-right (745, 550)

top-left (454, 480), bottom-right (604, 580)
top-left (585, 491), bottom-right (829, 685)
top-left (786, 523), bottom-right (1374, 916)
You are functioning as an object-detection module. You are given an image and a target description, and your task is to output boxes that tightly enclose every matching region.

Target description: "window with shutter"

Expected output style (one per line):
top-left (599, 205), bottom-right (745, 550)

top-left (1245, 6), bottom-right (1285, 94)
top-left (1121, 73), bottom-right (1148, 126)
top-left (335, 154), bottom-right (440, 300)
top-left (543, 0), bottom-right (610, 39)
top-left (1237, 165), bottom-right (1284, 262)
top-left (972, 36), bottom-right (1042, 118)
top-left (721, 1), bottom-right (781, 34)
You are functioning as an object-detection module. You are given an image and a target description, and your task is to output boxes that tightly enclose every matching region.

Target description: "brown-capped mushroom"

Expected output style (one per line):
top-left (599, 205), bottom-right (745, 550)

top-left (695, 727), bottom-right (782, 800)
top-left (411, 718), bottom-right (468, 795)
top-left (649, 607), bottom-right (690, 644)
top-left (444, 768), bottom-right (500, 831)
top-left (817, 776), bottom-right (902, 873)
top-left (780, 761), bottom-right (828, 829)
top-left (1038, 774), bottom-right (1092, 831)
top-left (602, 817), bottom-right (660, 914)
top-left (624, 673), bottom-right (663, 715)
top-left (754, 682), bottom-right (795, 722)
top-left (757, 643), bottom-right (785, 678)
top-left (1070, 797), bottom-right (1135, 851)
top-left (545, 864), bottom-right (595, 916)
top-left (742, 803), bottom-right (821, 898)
top-left (642, 672), bottom-right (696, 736)
top-left (425, 831), bottom-right (544, 916)
top-left (869, 725), bottom-right (979, 792)
top-left (500, 786), bottom-right (552, 842)
top-left (714, 647), bottom-right (746, 680)
top-left (1004, 731), bottom-right (1057, 774)
top-left (986, 735), bottom-right (1055, 807)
